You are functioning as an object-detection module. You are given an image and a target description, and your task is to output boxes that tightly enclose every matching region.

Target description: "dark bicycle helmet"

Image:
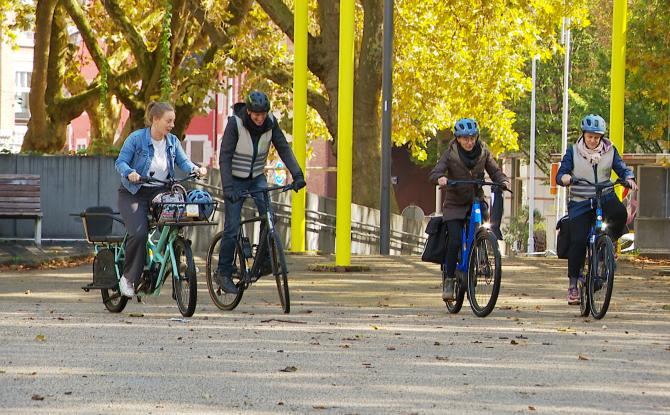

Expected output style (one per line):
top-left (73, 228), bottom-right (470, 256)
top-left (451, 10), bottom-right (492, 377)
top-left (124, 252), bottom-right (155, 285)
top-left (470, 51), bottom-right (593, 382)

top-left (186, 189), bottom-right (214, 219)
top-left (454, 118), bottom-right (479, 137)
top-left (581, 114), bottom-right (606, 135)
top-left (245, 91), bottom-right (271, 113)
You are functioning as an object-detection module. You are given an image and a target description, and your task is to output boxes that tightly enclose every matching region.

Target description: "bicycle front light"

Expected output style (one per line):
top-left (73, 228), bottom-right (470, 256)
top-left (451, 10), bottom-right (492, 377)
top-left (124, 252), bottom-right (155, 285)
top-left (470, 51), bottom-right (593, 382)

top-left (600, 221), bottom-right (608, 231)
top-left (482, 222), bottom-right (491, 229)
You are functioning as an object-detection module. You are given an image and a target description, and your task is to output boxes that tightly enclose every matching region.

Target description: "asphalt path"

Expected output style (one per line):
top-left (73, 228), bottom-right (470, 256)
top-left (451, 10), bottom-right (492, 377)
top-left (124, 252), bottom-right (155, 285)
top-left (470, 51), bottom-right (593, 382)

top-left (0, 255), bottom-right (668, 414)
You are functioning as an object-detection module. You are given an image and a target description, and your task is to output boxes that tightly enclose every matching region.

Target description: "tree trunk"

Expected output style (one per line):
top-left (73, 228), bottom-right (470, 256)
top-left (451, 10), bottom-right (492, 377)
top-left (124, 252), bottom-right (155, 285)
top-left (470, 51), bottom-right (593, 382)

top-left (22, 0), bottom-right (59, 152)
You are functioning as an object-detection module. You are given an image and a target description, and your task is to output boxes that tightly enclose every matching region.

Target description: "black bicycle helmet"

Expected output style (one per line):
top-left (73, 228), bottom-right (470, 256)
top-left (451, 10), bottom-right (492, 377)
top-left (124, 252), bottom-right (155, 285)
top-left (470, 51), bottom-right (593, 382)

top-left (245, 91), bottom-right (271, 113)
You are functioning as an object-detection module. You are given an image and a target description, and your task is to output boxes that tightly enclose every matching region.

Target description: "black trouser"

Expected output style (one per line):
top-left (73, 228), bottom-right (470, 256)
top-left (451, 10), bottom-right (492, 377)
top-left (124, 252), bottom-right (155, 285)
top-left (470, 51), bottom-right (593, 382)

top-left (567, 197), bottom-right (628, 279)
top-left (118, 186), bottom-right (166, 285)
top-left (444, 219), bottom-right (465, 277)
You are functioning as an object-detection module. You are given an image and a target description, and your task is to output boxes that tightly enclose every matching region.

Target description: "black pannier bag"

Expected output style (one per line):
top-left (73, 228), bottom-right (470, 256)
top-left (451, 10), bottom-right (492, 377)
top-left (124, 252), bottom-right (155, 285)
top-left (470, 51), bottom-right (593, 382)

top-left (421, 216), bottom-right (447, 264)
top-left (556, 214), bottom-right (570, 259)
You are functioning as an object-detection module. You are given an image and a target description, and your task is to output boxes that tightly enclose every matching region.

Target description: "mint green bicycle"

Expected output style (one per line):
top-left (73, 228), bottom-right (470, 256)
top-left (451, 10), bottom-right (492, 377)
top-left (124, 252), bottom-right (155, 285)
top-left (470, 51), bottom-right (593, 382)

top-left (77, 174), bottom-right (216, 317)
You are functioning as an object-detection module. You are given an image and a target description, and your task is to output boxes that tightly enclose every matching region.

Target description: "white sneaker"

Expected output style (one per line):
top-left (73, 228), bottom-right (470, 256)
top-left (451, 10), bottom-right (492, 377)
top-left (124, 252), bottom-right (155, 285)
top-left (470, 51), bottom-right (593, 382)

top-left (119, 276), bottom-right (135, 298)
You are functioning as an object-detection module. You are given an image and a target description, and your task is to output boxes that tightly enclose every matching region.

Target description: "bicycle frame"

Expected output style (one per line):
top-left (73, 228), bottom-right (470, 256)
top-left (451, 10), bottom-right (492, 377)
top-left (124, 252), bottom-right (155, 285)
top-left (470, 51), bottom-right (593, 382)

top-left (237, 184), bottom-right (288, 284)
top-left (456, 198), bottom-right (483, 275)
top-left (141, 225), bottom-right (182, 296)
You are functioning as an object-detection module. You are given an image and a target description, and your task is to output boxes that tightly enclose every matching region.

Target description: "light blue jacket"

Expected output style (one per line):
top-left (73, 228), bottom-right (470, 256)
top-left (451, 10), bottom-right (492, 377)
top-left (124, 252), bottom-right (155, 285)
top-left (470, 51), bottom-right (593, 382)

top-left (115, 128), bottom-right (196, 194)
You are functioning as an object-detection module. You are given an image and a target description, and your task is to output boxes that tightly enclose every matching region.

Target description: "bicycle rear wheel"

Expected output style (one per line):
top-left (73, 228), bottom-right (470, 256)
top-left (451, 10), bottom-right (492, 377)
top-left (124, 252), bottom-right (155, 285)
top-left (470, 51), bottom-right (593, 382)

top-left (205, 231), bottom-right (245, 310)
top-left (467, 230), bottom-right (502, 317)
top-left (269, 233), bottom-right (290, 313)
top-left (444, 271), bottom-right (465, 314)
top-left (173, 236), bottom-right (197, 317)
top-left (589, 234), bottom-right (615, 319)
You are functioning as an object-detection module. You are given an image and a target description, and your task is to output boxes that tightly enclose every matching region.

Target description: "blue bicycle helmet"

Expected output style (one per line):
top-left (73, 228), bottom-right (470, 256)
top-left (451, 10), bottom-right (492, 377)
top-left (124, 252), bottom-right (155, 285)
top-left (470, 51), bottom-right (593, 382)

top-left (454, 118), bottom-right (479, 137)
top-left (245, 91), bottom-right (271, 113)
top-left (581, 114), bottom-right (606, 135)
top-left (187, 189), bottom-right (214, 219)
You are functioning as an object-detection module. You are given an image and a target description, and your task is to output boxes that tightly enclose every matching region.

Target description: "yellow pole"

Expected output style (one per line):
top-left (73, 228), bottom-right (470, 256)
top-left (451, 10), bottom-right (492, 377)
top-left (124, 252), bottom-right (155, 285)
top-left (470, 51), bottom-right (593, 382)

top-left (610, 0), bottom-right (627, 200)
top-left (290, 0), bottom-right (308, 252)
top-left (335, 0), bottom-right (355, 266)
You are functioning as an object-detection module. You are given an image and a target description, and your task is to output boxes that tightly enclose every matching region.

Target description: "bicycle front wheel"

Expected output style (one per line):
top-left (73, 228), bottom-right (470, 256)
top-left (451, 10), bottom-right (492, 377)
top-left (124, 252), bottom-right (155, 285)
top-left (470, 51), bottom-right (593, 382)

top-left (173, 236), bottom-right (197, 317)
top-left (269, 233), bottom-right (290, 313)
top-left (589, 234), bottom-right (615, 319)
top-left (467, 230), bottom-right (502, 317)
top-left (205, 231), bottom-right (245, 311)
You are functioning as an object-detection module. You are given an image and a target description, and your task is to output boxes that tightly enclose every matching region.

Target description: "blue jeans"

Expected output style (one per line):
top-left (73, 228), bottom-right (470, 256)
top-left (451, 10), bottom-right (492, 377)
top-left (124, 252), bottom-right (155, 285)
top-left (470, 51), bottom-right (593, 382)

top-left (217, 175), bottom-right (269, 276)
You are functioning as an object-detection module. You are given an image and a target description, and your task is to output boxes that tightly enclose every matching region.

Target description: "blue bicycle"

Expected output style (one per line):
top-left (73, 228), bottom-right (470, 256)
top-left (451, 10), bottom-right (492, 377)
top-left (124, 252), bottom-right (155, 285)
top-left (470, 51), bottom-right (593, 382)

top-left (443, 180), bottom-right (508, 317)
top-left (571, 178), bottom-right (630, 319)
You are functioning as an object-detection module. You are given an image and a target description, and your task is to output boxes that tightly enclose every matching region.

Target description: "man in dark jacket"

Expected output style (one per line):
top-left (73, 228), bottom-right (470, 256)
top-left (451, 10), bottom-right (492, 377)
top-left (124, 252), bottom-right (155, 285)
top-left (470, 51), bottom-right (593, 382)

top-left (429, 118), bottom-right (510, 301)
top-left (216, 91), bottom-right (306, 293)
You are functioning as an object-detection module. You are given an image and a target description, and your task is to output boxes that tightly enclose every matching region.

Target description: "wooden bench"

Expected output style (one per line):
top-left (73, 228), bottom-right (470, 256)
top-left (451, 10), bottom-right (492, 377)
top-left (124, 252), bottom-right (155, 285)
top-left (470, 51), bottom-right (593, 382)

top-left (0, 174), bottom-right (42, 246)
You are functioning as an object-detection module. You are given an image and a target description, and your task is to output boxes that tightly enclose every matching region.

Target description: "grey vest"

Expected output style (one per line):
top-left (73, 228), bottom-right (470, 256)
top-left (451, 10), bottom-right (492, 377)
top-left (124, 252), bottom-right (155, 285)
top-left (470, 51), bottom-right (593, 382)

top-left (231, 115), bottom-right (273, 179)
top-left (568, 144), bottom-right (615, 202)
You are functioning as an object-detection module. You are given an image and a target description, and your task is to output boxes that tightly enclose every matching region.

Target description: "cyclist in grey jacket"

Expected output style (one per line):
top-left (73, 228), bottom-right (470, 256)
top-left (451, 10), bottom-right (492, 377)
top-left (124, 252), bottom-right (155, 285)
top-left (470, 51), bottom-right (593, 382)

top-left (216, 91), bottom-right (306, 294)
top-left (555, 114), bottom-right (637, 305)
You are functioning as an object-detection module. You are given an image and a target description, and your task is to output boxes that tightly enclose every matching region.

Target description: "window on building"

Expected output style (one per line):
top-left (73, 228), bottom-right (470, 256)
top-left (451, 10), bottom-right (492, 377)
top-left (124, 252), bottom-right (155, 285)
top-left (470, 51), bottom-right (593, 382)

top-left (15, 71), bottom-right (31, 121)
top-left (190, 141), bottom-right (204, 165)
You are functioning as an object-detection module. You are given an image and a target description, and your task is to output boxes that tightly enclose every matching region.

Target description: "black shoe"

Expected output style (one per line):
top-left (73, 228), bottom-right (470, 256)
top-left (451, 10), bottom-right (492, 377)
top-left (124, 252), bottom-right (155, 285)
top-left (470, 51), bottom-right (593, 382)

top-left (442, 276), bottom-right (455, 301)
top-left (214, 270), bottom-right (239, 294)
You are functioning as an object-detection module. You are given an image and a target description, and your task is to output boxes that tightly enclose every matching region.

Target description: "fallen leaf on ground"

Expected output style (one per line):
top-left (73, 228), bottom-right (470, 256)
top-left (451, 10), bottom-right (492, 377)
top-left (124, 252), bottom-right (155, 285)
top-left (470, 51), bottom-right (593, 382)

top-left (280, 366), bottom-right (298, 372)
top-left (128, 313), bottom-right (144, 317)
top-left (435, 356), bottom-right (449, 361)
top-left (35, 335), bottom-right (46, 342)
top-left (578, 355), bottom-right (589, 360)
top-left (528, 405), bottom-right (536, 411)
top-left (31, 394), bottom-right (44, 401)
top-left (511, 340), bottom-right (519, 345)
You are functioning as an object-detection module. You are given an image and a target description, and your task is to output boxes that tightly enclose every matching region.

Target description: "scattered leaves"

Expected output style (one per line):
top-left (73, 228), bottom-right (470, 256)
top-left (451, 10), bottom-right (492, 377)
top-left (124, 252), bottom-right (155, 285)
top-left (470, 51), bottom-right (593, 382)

top-left (280, 366), bottom-right (297, 372)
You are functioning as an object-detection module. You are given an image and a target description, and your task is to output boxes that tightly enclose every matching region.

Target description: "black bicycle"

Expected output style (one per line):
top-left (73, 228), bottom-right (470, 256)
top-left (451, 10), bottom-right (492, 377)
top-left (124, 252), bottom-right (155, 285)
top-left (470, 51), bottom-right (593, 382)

top-left (205, 183), bottom-right (294, 313)
top-left (571, 178), bottom-right (630, 319)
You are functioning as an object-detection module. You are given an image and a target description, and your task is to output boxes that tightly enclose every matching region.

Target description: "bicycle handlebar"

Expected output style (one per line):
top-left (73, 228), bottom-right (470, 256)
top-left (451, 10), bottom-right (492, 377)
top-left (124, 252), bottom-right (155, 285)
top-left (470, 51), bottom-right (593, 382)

top-left (138, 172), bottom-right (202, 185)
top-left (240, 183), bottom-right (295, 198)
top-left (443, 179), bottom-right (512, 193)
top-left (570, 177), bottom-right (631, 189)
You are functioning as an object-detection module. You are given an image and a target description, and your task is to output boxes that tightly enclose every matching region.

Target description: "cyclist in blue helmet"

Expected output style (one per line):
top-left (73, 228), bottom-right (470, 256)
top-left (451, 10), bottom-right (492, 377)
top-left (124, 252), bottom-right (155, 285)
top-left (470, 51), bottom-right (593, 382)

top-left (556, 114), bottom-right (637, 305)
top-left (430, 118), bottom-right (510, 301)
top-left (216, 91), bottom-right (306, 294)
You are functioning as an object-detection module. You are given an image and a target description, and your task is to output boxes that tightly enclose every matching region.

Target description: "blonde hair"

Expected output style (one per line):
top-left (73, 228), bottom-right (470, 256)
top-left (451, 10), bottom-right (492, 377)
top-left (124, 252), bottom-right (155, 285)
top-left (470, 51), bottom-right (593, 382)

top-left (145, 101), bottom-right (175, 126)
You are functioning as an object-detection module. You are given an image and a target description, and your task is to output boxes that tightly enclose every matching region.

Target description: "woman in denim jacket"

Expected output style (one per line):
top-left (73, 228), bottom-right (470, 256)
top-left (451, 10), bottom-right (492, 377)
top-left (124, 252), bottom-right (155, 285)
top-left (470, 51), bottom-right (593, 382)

top-left (115, 102), bottom-right (207, 297)
top-left (555, 114), bottom-right (637, 305)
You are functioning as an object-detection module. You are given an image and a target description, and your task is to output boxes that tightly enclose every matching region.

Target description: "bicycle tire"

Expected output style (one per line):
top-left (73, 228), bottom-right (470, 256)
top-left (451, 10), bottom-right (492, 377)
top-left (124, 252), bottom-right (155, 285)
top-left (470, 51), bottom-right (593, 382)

top-left (97, 249), bottom-right (128, 313)
top-left (467, 230), bottom-right (502, 317)
top-left (444, 271), bottom-right (465, 314)
top-left (173, 236), bottom-right (197, 317)
top-left (205, 231), bottom-right (245, 310)
top-left (270, 233), bottom-right (290, 313)
top-left (589, 234), bottom-right (615, 319)
top-left (101, 287), bottom-right (128, 313)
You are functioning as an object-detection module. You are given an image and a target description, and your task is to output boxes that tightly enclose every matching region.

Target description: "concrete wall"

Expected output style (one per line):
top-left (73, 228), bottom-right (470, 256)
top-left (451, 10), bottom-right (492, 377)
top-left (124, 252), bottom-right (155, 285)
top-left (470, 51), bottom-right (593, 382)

top-left (0, 155), bottom-right (123, 239)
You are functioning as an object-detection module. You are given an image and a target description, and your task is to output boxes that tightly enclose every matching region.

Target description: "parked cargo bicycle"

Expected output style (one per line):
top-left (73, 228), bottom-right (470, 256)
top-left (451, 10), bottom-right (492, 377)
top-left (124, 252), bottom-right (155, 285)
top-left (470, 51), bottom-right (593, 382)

top-left (205, 183), bottom-right (295, 313)
top-left (76, 173), bottom-right (217, 317)
top-left (572, 178), bottom-right (631, 319)
top-left (443, 179), bottom-right (510, 317)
